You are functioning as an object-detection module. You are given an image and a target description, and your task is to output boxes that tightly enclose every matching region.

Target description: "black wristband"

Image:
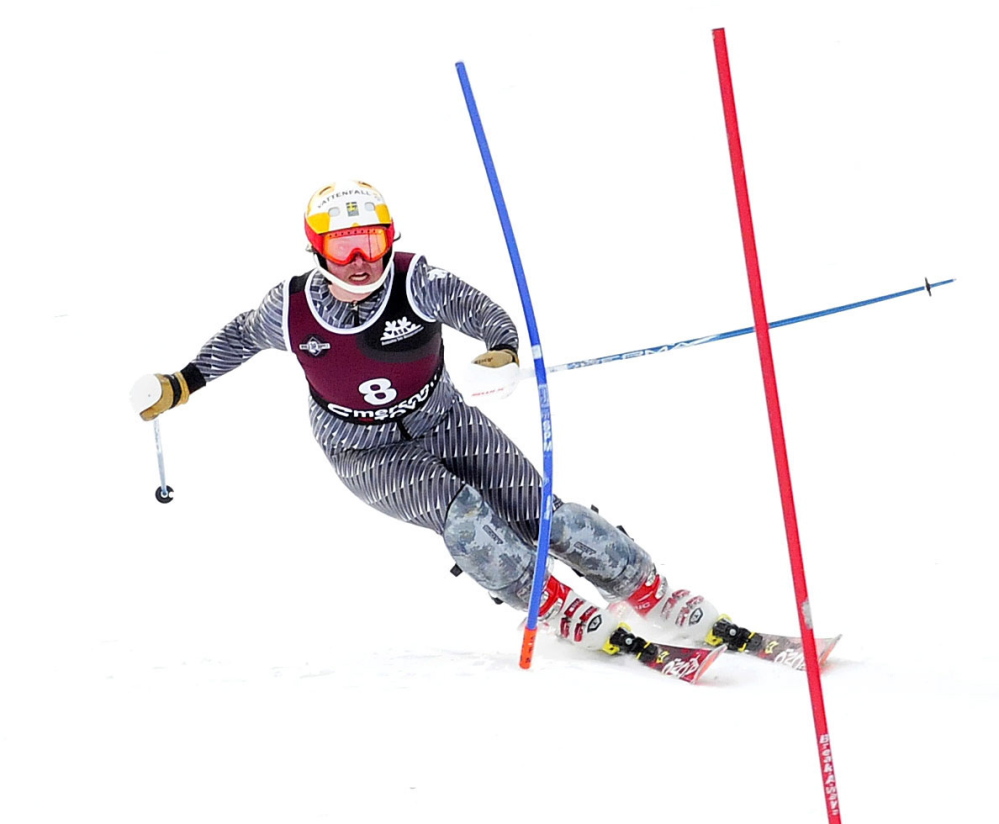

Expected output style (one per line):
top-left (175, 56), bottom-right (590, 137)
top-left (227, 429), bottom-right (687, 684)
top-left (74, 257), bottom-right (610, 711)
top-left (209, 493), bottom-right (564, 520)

top-left (165, 373), bottom-right (183, 408)
top-left (180, 363), bottom-right (207, 393)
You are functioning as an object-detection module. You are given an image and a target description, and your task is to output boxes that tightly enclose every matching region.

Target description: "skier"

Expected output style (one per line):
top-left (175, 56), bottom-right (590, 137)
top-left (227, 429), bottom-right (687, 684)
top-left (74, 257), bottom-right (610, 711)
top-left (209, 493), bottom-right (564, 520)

top-left (130, 180), bottom-right (757, 657)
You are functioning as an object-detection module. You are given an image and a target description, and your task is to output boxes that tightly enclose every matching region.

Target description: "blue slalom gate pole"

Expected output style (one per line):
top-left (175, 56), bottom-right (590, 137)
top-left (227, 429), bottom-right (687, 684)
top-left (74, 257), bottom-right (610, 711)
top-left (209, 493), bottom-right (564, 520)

top-left (455, 61), bottom-right (553, 669)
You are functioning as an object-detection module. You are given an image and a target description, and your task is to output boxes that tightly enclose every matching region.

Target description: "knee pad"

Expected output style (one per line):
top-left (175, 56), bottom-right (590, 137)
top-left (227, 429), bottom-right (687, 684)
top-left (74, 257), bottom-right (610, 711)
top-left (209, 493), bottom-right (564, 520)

top-left (549, 503), bottom-right (655, 600)
top-left (443, 486), bottom-right (538, 610)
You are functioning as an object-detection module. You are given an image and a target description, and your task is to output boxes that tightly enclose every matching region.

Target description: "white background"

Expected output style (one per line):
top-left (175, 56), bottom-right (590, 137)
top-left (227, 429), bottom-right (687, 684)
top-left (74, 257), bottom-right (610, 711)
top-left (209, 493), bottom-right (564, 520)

top-left (1, 2), bottom-right (996, 822)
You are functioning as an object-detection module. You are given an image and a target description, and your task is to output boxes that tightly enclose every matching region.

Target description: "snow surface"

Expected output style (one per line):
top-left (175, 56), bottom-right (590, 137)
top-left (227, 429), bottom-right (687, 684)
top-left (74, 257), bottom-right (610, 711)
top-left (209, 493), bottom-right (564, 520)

top-left (2, 2), bottom-right (997, 822)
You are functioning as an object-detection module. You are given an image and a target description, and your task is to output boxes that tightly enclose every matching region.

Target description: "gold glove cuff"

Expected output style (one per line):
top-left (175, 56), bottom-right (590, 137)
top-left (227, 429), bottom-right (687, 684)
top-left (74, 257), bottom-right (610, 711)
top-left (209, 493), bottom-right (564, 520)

top-left (139, 372), bottom-right (191, 421)
top-left (473, 349), bottom-right (519, 368)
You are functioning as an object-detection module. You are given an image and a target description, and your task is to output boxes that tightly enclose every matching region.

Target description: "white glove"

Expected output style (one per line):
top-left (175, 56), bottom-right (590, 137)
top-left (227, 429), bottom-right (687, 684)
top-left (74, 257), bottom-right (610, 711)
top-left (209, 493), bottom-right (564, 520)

top-left (130, 373), bottom-right (191, 421)
top-left (462, 350), bottom-right (524, 403)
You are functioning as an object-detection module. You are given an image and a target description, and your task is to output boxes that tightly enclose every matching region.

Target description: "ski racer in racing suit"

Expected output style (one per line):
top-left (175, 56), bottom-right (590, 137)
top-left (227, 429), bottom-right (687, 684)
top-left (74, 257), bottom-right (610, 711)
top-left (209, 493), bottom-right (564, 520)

top-left (130, 180), bottom-right (758, 657)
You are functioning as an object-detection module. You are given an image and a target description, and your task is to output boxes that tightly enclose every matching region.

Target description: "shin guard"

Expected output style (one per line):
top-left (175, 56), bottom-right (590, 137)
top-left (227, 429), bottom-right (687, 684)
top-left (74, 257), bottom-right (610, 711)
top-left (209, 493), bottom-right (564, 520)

top-left (443, 486), bottom-right (537, 610)
top-left (548, 503), bottom-right (655, 600)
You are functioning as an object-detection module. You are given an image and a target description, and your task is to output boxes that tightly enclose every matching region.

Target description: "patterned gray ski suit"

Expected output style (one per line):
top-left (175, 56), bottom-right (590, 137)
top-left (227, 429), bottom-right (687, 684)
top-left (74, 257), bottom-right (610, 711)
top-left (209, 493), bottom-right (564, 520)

top-left (183, 252), bottom-right (653, 609)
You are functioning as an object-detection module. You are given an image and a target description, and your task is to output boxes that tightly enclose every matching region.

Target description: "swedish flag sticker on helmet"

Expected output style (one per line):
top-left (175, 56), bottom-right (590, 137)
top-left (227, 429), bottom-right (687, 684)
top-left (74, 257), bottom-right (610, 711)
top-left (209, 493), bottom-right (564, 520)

top-left (304, 180), bottom-right (396, 252)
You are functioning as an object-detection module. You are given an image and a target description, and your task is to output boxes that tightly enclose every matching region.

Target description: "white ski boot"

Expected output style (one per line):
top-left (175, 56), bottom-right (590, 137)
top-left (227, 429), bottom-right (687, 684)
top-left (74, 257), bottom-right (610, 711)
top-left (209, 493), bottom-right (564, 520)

top-left (620, 572), bottom-right (762, 651)
top-left (538, 576), bottom-right (620, 653)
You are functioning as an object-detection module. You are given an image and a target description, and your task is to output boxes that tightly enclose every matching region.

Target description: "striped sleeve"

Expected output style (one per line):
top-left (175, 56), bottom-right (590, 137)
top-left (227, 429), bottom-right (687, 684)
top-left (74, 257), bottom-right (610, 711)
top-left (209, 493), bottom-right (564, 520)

top-left (190, 283), bottom-right (288, 383)
top-left (410, 259), bottom-right (519, 353)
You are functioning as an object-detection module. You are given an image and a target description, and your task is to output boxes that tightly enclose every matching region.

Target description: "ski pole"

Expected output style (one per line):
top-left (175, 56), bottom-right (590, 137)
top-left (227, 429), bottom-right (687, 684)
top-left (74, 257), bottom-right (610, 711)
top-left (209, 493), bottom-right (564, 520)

top-left (462, 278), bottom-right (955, 401)
top-left (456, 61), bottom-right (554, 670)
top-left (547, 277), bottom-right (952, 374)
top-left (153, 418), bottom-right (174, 504)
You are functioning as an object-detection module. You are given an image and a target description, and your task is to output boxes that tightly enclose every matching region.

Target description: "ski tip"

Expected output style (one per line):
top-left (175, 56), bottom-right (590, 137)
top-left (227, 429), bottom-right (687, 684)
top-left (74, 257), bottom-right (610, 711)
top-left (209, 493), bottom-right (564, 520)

top-left (686, 645), bottom-right (725, 685)
top-left (819, 634), bottom-right (843, 667)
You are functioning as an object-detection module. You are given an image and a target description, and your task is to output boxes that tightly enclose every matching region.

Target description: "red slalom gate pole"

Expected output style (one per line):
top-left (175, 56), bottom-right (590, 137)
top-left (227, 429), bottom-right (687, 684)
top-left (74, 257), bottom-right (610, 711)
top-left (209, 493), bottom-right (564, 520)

top-left (712, 28), bottom-right (842, 821)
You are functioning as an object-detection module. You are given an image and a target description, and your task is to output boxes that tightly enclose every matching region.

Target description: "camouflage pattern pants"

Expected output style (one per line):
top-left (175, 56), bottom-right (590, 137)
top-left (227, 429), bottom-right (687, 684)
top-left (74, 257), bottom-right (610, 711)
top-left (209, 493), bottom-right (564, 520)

top-left (325, 398), bottom-right (653, 607)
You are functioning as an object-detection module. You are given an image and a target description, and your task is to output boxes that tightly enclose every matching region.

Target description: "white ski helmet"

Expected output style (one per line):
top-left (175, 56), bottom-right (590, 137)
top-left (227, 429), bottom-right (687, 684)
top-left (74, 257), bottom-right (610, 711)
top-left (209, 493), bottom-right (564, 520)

top-left (305, 180), bottom-right (395, 256)
top-left (304, 181), bottom-right (396, 295)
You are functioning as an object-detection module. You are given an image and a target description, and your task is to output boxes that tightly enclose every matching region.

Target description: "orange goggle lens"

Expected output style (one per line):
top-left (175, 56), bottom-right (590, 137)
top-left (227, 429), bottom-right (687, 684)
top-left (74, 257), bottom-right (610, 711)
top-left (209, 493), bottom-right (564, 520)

top-left (320, 225), bottom-right (393, 265)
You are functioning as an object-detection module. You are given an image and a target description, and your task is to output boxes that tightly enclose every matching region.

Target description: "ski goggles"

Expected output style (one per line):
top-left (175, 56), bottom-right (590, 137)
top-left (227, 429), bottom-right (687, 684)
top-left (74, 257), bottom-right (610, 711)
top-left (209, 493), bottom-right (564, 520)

top-left (317, 225), bottom-right (394, 265)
